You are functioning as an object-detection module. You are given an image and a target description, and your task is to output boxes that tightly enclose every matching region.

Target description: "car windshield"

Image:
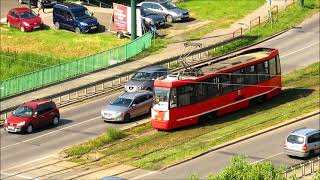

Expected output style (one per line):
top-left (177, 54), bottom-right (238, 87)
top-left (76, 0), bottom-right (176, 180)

top-left (110, 98), bottom-right (132, 107)
top-left (131, 72), bottom-right (152, 80)
top-left (72, 9), bottom-right (91, 20)
top-left (13, 106), bottom-right (33, 117)
top-left (287, 135), bottom-right (304, 144)
top-left (19, 11), bottom-right (37, 19)
top-left (161, 2), bottom-right (176, 9)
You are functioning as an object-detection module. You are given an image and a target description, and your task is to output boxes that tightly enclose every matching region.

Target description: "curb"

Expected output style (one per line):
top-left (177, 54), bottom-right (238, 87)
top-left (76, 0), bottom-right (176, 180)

top-left (159, 110), bottom-right (320, 171)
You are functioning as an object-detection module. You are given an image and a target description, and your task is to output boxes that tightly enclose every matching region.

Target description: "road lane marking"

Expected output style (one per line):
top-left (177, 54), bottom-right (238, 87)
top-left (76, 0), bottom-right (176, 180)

top-left (1, 116), bottom-right (101, 150)
top-left (0, 172), bottom-right (32, 179)
top-left (282, 41), bottom-right (319, 58)
top-left (1, 154), bottom-right (56, 172)
top-left (251, 152), bottom-right (284, 164)
top-left (131, 171), bottom-right (158, 180)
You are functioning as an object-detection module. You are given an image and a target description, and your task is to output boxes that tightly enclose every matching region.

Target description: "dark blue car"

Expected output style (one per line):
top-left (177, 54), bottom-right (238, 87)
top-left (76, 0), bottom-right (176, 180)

top-left (53, 3), bottom-right (100, 33)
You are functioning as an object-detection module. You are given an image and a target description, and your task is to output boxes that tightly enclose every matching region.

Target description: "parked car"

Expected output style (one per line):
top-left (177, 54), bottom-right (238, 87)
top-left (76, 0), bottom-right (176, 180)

top-left (138, 0), bottom-right (189, 23)
top-left (285, 128), bottom-right (320, 158)
top-left (4, 99), bottom-right (60, 134)
top-left (139, 7), bottom-right (165, 28)
top-left (53, 3), bottom-right (100, 33)
top-left (101, 91), bottom-right (153, 122)
top-left (18, 0), bottom-right (57, 8)
top-left (112, 7), bottom-right (165, 28)
top-left (7, 7), bottom-right (43, 32)
top-left (125, 66), bottom-right (169, 92)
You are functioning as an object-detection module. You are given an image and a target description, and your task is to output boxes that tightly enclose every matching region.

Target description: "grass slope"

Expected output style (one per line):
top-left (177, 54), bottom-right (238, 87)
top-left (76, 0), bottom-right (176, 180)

top-left (0, 27), bottom-right (128, 80)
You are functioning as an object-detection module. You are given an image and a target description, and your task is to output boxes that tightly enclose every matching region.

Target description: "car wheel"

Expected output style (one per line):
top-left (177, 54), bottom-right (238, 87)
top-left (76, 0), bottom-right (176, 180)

top-left (20, 26), bottom-right (25, 32)
top-left (75, 27), bottom-right (81, 34)
top-left (165, 15), bottom-right (174, 23)
top-left (52, 116), bottom-right (60, 126)
top-left (54, 22), bottom-right (60, 30)
top-left (26, 124), bottom-right (33, 134)
top-left (18, 0), bottom-right (23, 4)
top-left (7, 22), bottom-right (11, 28)
top-left (124, 113), bottom-right (130, 122)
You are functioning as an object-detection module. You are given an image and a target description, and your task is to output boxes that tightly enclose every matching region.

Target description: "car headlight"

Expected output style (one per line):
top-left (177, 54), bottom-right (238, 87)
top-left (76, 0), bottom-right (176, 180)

top-left (22, 22), bottom-right (30, 26)
top-left (138, 86), bottom-right (144, 90)
top-left (17, 121), bottom-right (25, 126)
top-left (80, 22), bottom-right (88, 26)
top-left (113, 112), bottom-right (122, 117)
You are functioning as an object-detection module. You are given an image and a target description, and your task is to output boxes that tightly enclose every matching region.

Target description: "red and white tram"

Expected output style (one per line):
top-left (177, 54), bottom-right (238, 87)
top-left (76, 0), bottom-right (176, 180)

top-left (151, 48), bottom-right (282, 130)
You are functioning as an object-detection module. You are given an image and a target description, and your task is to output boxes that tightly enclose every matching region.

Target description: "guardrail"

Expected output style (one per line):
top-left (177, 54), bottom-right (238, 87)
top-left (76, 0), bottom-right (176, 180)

top-left (284, 156), bottom-right (320, 179)
top-left (0, 32), bottom-right (152, 99)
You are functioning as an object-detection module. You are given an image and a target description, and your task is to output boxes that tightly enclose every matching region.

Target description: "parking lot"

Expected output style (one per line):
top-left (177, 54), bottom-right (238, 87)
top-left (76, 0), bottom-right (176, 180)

top-left (0, 0), bottom-right (201, 38)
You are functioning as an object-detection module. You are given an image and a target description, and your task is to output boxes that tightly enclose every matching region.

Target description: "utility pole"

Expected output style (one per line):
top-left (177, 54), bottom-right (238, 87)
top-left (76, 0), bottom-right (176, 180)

top-left (131, 0), bottom-right (137, 40)
top-left (267, 0), bottom-right (272, 28)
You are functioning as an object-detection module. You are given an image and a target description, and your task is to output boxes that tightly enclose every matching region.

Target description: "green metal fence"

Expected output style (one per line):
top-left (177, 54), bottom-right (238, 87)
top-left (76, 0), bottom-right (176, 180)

top-left (0, 32), bottom-right (152, 99)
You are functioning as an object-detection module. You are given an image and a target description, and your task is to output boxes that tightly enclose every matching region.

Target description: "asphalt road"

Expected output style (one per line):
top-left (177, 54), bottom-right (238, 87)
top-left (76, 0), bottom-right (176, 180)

top-left (0, 12), bottom-right (319, 179)
top-left (130, 114), bottom-right (320, 180)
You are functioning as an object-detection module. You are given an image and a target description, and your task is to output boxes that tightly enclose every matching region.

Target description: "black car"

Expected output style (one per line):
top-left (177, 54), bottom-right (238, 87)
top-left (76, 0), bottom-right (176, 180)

top-left (18, 0), bottom-right (57, 8)
top-left (139, 7), bottom-right (165, 28)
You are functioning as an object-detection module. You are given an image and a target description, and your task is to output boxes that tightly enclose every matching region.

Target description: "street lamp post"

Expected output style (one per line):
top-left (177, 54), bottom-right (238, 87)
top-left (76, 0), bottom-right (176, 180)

top-left (131, 0), bottom-right (137, 40)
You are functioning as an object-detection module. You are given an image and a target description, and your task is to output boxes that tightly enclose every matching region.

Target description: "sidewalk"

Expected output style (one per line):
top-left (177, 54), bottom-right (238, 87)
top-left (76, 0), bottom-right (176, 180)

top-left (0, 0), bottom-right (293, 111)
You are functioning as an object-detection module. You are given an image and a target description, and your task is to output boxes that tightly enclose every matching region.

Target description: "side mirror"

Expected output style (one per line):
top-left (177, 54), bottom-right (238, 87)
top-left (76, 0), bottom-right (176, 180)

top-left (37, 13), bottom-right (40, 16)
top-left (91, 12), bottom-right (94, 16)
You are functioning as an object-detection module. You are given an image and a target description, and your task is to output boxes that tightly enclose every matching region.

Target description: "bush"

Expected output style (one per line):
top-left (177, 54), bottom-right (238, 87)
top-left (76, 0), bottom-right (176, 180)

top-left (189, 155), bottom-right (286, 180)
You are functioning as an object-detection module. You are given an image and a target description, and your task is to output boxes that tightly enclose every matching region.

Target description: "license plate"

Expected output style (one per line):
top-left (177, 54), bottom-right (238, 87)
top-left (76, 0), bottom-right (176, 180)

top-left (91, 26), bottom-right (97, 29)
top-left (34, 25), bottom-right (40, 29)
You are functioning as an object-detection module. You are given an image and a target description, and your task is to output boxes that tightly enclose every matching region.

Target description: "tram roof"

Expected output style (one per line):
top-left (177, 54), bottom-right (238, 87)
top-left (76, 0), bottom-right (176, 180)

top-left (161, 48), bottom-right (276, 83)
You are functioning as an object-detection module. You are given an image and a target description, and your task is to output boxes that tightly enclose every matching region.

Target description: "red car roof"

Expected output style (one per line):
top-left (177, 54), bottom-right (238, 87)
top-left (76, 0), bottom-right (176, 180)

top-left (11, 7), bottom-right (32, 12)
top-left (21, 99), bottom-right (51, 109)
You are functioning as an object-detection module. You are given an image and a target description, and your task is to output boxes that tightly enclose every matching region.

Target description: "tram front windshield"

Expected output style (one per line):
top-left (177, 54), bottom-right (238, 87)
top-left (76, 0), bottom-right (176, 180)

top-left (153, 88), bottom-right (170, 111)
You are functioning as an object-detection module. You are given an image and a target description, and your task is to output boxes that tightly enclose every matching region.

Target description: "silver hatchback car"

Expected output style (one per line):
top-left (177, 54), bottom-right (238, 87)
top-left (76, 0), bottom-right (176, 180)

top-left (285, 128), bottom-right (320, 158)
top-left (125, 66), bottom-right (169, 93)
top-left (138, 0), bottom-right (189, 23)
top-left (101, 91), bottom-right (153, 122)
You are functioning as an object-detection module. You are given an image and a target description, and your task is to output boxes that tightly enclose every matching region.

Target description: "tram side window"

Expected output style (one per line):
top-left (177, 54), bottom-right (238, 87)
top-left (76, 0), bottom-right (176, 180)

top-left (170, 88), bottom-right (177, 108)
top-left (220, 73), bottom-right (233, 95)
top-left (257, 61), bottom-right (269, 82)
top-left (206, 77), bottom-right (220, 99)
top-left (177, 84), bottom-right (194, 107)
top-left (276, 55), bottom-right (281, 75)
top-left (269, 57), bottom-right (277, 78)
top-left (195, 82), bottom-right (207, 102)
top-left (232, 69), bottom-right (245, 90)
top-left (244, 65), bottom-right (257, 85)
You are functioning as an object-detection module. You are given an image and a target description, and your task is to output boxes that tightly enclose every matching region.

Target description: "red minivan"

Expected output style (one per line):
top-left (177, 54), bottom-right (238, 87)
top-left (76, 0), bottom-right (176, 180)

top-left (4, 99), bottom-right (60, 134)
top-left (7, 7), bottom-right (43, 32)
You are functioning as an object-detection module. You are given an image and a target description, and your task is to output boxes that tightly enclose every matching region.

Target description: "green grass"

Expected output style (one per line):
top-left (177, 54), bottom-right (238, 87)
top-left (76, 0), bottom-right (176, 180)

top-left (0, 26), bottom-right (128, 80)
top-left (178, 0), bottom-right (265, 40)
top-left (209, 0), bottom-right (320, 57)
top-left (64, 62), bottom-right (320, 170)
top-left (63, 128), bottom-right (127, 157)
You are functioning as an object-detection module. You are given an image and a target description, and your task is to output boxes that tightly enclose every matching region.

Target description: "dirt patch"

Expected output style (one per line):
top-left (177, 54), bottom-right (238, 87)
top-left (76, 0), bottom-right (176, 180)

top-left (163, 20), bottom-right (211, 38)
